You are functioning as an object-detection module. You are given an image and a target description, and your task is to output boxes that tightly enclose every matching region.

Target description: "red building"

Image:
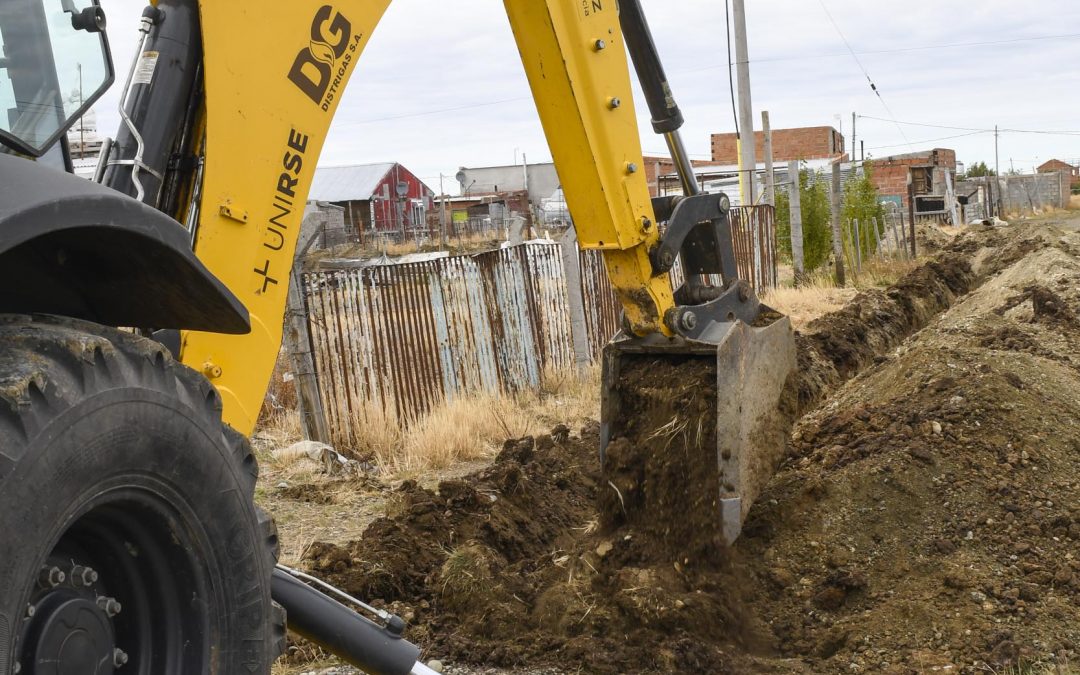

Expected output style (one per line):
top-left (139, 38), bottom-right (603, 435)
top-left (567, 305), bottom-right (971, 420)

top-left (308, 162), bottom-right (434, 239)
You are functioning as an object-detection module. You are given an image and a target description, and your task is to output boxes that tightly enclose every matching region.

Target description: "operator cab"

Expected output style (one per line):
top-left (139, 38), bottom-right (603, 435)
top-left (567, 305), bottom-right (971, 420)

top-left (0, 0), bottom-right (112, 157)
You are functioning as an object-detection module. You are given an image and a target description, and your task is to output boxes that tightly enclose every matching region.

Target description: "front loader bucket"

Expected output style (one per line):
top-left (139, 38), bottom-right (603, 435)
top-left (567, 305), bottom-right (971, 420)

top-left (600, 311), bottom-right (796, 545)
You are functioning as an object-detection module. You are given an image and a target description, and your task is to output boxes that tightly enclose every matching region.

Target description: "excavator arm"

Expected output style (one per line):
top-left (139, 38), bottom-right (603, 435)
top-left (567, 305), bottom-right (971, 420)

top-left (177, 0), bottom-right (678, 435)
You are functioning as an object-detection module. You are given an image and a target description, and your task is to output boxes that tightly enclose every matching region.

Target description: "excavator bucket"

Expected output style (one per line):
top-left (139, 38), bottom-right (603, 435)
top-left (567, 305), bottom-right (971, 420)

top-left (600, 308), bottom-right (796, 545)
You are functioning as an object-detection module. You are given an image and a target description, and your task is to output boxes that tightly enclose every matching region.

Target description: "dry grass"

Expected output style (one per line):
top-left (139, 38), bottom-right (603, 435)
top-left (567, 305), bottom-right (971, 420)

top-left (763, 284), bottom-right (856, 330)
top-left (765, 256), bottom-right (918, 330)
top-left (340, 364), bottom-right (600, 478)
top-left (1070, 194), bottom-right (1080, 210)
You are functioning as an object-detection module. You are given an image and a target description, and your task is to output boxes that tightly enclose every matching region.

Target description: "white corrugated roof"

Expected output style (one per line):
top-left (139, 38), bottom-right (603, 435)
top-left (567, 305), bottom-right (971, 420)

top-left (309, 163), bottom-right (395, 202)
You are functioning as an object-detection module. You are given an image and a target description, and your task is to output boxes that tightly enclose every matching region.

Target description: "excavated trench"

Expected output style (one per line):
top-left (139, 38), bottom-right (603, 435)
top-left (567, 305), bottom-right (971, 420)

top-left (293, 223), bottom-right (1080, 673)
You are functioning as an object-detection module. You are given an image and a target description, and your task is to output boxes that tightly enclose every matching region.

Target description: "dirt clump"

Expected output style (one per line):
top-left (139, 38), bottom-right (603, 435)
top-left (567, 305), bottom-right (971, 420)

top-left (303, 424), bottom-right (771, 673)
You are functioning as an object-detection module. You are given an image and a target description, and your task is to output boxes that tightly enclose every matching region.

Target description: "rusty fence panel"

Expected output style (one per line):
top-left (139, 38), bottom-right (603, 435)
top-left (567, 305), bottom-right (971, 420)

top-left (305, 243), bottom-right (601, 444)
top-left (729, 205), bottom-right (778, 291)
top-left (304, 213), bottom-right (776, 444)
top-left (577, 249), bottom-right (622, 358)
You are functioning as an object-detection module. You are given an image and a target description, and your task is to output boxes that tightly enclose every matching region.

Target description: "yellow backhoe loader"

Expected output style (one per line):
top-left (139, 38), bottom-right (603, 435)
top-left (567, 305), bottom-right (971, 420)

top-left (0, 0), bottom-right (794, 672)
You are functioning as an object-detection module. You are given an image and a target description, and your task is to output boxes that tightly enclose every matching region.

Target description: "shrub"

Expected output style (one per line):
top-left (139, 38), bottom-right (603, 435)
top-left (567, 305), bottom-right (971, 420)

top-left (776, 167), bottom-right (833, 273)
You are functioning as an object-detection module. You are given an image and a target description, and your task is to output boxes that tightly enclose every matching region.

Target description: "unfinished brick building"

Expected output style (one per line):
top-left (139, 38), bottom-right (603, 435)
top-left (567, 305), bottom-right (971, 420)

top-left (869, 148), bottom-right (957, 209)
top-left (710, 126), bottom-right (845, 164)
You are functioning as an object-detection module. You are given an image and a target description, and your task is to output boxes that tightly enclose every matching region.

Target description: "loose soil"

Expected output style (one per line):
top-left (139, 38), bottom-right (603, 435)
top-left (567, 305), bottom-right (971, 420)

top-left (278, 220), bottom-right (1080, 674)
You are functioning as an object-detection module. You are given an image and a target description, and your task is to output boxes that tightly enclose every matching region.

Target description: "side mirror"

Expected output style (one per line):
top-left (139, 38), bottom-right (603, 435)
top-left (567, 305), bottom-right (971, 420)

top-left (70, 5), bottom-right (107, 33)
top-left (0, 0), bottom-right (114, 157)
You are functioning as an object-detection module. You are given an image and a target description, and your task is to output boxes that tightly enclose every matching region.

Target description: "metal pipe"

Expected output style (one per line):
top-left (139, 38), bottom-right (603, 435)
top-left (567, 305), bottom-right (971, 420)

top-left (275, 563), bottom-right (392, 624)
top-left (271, 568), bottom-right (421, 675)
top-left (664, 131), bottom-right (699, 198)
top-left (92, 136), bottom-right (112, 183)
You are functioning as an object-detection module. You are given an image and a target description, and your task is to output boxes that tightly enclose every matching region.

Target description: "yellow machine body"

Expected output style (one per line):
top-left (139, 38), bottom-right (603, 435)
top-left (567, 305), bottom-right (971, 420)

top-left (181, 0), bottom-right (676, 434)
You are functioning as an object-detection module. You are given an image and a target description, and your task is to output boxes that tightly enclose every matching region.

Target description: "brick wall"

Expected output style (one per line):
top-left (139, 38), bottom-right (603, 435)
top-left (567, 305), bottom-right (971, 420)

top-left (869, 149), bottom-right (957, 207)
top-left (711, 126), bottom-right (844, 164)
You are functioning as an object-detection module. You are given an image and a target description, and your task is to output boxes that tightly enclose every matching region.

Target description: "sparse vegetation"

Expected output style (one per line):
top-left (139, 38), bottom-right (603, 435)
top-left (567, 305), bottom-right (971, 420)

top-left (775, 167), bottom-right (834, 273)
top-left (255, 364), bottom-right (600, 478)
top-left (840, 164), bottom-right (886, 265)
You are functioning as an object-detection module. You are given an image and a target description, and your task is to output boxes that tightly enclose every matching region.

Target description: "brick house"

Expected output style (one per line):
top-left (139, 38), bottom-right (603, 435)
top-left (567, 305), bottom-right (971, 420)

top-left (710, 126), bottom-right (845, 164)
top-left (869, 148), bottom-right (957, 209)
top-left (1037, 159), bottom-right (1079, 187)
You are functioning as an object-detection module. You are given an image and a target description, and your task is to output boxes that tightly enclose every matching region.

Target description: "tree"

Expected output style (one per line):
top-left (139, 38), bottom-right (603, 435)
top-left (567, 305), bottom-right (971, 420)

top-left (966, 161), bottom-right (995, 178)
top-left (776, 167), bottom-right (833, 274)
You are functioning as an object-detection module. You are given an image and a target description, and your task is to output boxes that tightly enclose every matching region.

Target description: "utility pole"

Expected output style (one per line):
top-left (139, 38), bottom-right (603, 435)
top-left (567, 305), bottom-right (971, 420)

top-left (761, 111), bottom-right (775, 207)
top-left (851, 112), bottom-right (856, 161)
top-left (732, 0), bottom-right (757, 205)
top-left (439, 174), bottom-right (447, 250)
top-left (994, 125), bottom-right (1000, 177)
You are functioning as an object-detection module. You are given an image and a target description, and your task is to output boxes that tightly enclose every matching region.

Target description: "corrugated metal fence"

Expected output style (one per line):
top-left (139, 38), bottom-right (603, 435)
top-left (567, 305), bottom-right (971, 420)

top-left (304, 206), bottom-right (776, 445)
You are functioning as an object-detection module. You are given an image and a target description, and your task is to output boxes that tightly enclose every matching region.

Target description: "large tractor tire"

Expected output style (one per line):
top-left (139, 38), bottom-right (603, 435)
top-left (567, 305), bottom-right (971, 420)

top-left (0, 315), bottom-right (286, 674)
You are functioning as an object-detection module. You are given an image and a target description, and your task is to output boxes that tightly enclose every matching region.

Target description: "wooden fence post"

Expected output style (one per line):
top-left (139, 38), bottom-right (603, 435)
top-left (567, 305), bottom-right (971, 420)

top-left (907, 175), bottom-right (918, 258)
top-left (560, 226), bottom-right (592, 371)
top-left (853, 219), bottom-right (862, 272)
top-left (762, 111), bottom-right (776, 207)
top-left (285, 265), bottom-right (331, 444)
top-left (788, 161), bottom-right (805, 285)
top-left (831, 161), bottom-right (846, 286)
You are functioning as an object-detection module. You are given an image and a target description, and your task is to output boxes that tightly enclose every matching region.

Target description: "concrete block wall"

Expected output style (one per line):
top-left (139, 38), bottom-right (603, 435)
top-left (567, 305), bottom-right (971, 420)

top-left (998, 173), bottom-right (1068, 214)
top-left (711, 126), bottom-right (844, 164)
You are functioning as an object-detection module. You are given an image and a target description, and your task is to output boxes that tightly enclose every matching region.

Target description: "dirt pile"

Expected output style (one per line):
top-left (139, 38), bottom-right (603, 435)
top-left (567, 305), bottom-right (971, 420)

top-left (740, 229), bottom-right (1080, 672)
top-left (296, 223), bottom-right (1080, 673)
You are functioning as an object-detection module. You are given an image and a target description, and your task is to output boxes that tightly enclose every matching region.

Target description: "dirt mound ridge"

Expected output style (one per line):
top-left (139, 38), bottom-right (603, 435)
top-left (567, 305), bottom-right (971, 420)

top-left (740, 229), bottom-right (1080, 673)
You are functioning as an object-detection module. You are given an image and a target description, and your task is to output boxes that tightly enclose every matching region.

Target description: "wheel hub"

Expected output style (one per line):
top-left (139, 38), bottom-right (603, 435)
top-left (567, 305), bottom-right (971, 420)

top-left (28, 595), bottom-right (114, 675)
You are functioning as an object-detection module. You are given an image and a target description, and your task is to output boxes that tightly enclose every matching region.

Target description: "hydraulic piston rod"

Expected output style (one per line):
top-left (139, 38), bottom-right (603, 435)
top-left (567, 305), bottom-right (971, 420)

top-left (271, 568), bottom-right (432, 675)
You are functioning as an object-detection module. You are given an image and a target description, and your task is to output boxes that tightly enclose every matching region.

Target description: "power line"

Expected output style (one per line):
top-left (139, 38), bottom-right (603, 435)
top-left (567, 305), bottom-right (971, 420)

top-left (706, 32), bottom-right (1080, 68)
top-left (814, 0), bottom-right (912, 151)
top-left (857, 115), bottom-right (1080, 136)
top-left (866, 130), bottom-right (989, 152)
top-left (723, 0), bottom-right (739, 137)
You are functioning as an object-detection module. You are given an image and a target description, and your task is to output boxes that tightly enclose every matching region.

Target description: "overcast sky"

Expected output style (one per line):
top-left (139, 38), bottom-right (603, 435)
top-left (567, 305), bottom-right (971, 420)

top-left (93, 1), bottom-right (1080, 192)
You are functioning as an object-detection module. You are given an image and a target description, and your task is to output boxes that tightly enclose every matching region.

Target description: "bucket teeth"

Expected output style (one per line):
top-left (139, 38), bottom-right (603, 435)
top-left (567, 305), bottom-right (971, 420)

top-left (600, 310), bottom-right (796, 545)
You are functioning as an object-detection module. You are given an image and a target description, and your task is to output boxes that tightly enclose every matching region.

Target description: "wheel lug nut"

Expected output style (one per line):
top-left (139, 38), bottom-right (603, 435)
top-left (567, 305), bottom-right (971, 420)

top-left (26, 604), bottom-right (35, 618)
top-left (113, 648), bottom-right (129, 668)
top-left (39, 566), bottom-right (66, 588)
top-left (72, 565), bottom-right (99, 587)
top-left (96, 596), bottom-right (122, 617)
